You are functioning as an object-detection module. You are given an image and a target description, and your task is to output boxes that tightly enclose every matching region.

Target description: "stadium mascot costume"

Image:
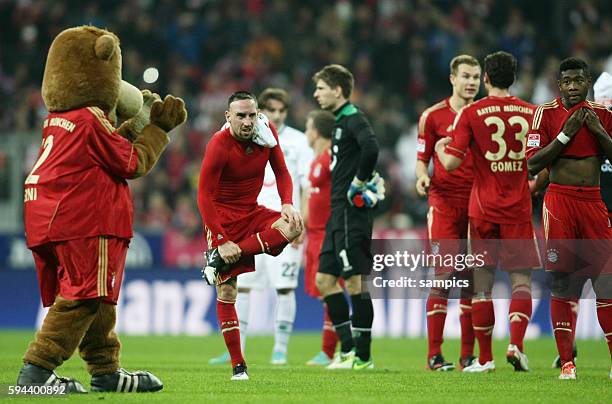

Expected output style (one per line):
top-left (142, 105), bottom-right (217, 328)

top-left (16, 26), bottom-right (187, 393)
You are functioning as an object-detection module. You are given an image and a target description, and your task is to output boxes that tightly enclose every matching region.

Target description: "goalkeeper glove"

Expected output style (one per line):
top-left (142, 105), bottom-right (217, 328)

top-left (347, 172), bottom-right (386, 208)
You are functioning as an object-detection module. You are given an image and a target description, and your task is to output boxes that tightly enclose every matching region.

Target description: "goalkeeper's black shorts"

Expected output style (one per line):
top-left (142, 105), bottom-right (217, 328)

top-left (318, 204), bottom-right (373, 279)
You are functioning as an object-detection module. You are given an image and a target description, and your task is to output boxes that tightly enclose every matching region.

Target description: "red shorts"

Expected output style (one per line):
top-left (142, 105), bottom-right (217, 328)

top-left (305, 230), bottom-right (325, 297)
top-left (427, 204), bottom-right (469, 274)
top-left (469, 218), bottom-right (541, 271)
top-left (543, 184), bottom-right (612, 275)
top-left (31, 236), bottom-right (129, 307)
top-left (205, 205), bottom-right (281, 283)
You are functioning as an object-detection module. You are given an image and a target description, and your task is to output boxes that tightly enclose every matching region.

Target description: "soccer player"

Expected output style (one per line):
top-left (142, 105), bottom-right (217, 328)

top-left (415, 54), bottom-right (481, 371)
top-left (197, 91), bottom-right (304, 380)
top-left (302, 109), bottom-right (338, 365)
top-left (526, 58), bottom-right (612, 380)
top-left (313, 64), bottom-right (380, 370)
top-left (436, 51), bottom-right (540, 373)
top-left (208, 88), bottom-right (313, 365)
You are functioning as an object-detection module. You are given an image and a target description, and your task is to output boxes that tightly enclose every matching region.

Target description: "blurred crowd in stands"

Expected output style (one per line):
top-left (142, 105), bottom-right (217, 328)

top-left (2, 0), bottom-right (612, 238)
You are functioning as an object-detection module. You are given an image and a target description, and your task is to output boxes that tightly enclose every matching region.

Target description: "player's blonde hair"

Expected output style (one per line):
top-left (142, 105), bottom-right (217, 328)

top-left (450, 55), bottom-right (480, 75)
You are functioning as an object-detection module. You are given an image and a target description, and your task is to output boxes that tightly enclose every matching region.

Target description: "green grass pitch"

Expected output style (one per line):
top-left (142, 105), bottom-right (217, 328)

top-left (0, 331), bottom-right (610, 403)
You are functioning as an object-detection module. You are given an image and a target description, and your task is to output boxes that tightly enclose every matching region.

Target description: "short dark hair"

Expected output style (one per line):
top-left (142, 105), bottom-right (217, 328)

top-left (313, 64), bottom-right (354, 99)
top-left (258, 88), bottom-right (290, 110)
top-left (307, 110), bottom-right (335, 139)
top-left (559, 57), bottom-right (590, 78)
top-left (483, 51), bottom-right (517, 89)
top-left (228, 91), bottom-right (257, 108)
top-left (450, 54), bottom-right (480, 75)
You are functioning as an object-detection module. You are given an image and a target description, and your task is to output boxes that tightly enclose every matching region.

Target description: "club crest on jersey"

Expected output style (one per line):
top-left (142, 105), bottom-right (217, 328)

top-left (335, 128), bottom-right (343, 140)
top-left (546, 248), bottom-right (559, 263)
top-left (416, 138), bottom-right (425, 153)
top-left (527, 133), bottom-right (540, 147)
top-left (313, 163), bottom-right (321, 178)
top-left (245, 146), bottom-right (253, 155)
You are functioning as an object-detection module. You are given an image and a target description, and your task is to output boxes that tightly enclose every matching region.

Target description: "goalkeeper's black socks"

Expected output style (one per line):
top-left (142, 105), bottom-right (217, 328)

top-left (351, 292), bottom-right (374, 361)
top-left (324, 292), bottom-right (354, 353)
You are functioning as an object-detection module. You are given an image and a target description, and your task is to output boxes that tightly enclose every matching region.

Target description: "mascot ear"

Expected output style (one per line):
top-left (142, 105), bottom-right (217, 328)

top-left (94, 34), bottom-right (116, 61)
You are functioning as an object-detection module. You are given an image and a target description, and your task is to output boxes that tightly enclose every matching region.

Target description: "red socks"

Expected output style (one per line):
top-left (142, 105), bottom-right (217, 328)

top-left (459, 298), bottom-right (475, 358)
top-left (472, 299), bottom-right (495, 364)
top-left (596, 299), bottom-right (612, 360)
top-left (216, 298), bottom-right (245, 367)
top-left (508, 285), bottom-right (532, 352)
top-left (322, 305), bottom-right (338, 359)
top-left (551, 296), bottom-right (574, 365)
top-left (238, 227), bottom-right (289, 256)
top-left (426, 296), bottom-right (447, 359)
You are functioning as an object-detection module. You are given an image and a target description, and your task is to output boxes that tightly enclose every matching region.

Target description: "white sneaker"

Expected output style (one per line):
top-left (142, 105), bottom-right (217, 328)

top-left (231, 371), bottom-right (249, 381)
top-left (506, 344), bottom-right (529, 371)
top-left (231, 364), bottom-right (249, 381)
top-left (559, 362), bottom-right (576, 380)
top-left (270, 351), bottom-right (288, 365)
top-left (326, 350), bottom-right (355, 370)
top-left (462, 359), bottom-right (495, 373)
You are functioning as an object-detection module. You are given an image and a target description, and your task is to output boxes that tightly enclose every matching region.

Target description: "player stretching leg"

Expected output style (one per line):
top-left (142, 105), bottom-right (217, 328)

top-left (302, 110), bottom-right (338, 365)
top-left (208, 89), bottom-right (313, 366)
top-left (436, 51), bottom-right (540, 373)
top-left (313, 65), bottom-right (384, 371)
top-left (527, 58), bottom-right (612, 380)
top-left (197, 92), bottom-right (303, 380)
top-left (415, 55), bottom-right (481, 371)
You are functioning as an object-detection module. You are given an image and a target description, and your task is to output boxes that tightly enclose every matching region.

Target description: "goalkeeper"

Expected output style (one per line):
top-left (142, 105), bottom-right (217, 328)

top-left (312, 64), bottom-right (383, 370)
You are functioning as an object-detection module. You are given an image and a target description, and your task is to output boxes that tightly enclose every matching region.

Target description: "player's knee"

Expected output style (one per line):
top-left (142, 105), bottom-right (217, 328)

top-left (273, 219), bottom-right (301, 242)
top-left (430, 287), bottom-right (449, 298)
top-left (345, 275), bottom-right (362, 295)
top-left (592, 275), bottom-right (612, 297)
top-left (550, 272), bottom-right (572, 298)
top-left (217, 283), bottom-right (238, 301)
top-left (510, 270), bottom-right (531, 291)
top-left (316, 273), bottom-right (336, 295)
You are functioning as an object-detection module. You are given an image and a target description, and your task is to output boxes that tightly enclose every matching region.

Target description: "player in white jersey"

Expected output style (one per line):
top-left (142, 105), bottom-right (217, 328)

top-left (209, 88), bottom-right (313, 365)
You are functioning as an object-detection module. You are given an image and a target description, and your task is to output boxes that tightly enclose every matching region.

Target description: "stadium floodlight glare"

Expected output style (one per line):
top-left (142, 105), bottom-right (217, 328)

top-left (143, 67), bottom-right (159, 84)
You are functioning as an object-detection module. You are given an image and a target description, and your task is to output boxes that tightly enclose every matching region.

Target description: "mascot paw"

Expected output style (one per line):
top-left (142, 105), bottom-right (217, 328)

top-left (17, 363), bottom-right (88, 394)
top-left (150, 95), bottom-right (187, 132)
top-left (127, 89), bottom-right (161, 133)
top-left (90, 368), bottom-right (163, 393)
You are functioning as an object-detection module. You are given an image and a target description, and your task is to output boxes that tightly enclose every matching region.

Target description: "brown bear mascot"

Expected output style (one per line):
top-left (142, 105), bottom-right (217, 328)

top-left (17, 25), bottom-right (187, 393)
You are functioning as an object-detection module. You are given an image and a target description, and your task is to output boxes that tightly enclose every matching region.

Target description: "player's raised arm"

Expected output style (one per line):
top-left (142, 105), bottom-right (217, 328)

top-left (197, 136), bottom-right (230, 242)
top-left (584, 107), bottom-right (612, 161)
top-left (526, 106), bottom-right (585, 176)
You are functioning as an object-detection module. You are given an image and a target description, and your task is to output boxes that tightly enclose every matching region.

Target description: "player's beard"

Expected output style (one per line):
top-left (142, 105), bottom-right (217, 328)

top-left (235, 125), bottom-right (254, 141)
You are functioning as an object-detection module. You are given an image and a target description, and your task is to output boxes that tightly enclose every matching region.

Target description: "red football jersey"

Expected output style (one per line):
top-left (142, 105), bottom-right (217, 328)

top-left (197, 127), bottom-right (293, 244)
top-left (446, 95), bottom-right (535, 224)
top-left (417, 98), bottom-right (473, 208)
top-left (526, 98), bottom-right (612, 159)
top-left (307, 149), bottom-right (331, 232)
top-left (24, 107), bottom-right (138, 248)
